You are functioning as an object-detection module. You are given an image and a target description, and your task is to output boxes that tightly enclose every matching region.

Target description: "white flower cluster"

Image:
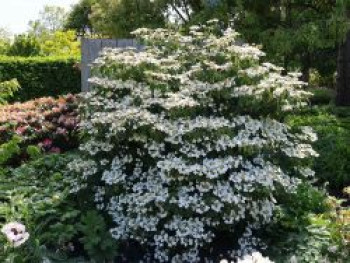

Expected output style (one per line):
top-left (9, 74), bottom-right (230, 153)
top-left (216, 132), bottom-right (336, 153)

top-left (71, 21), bottom-right (317, 262)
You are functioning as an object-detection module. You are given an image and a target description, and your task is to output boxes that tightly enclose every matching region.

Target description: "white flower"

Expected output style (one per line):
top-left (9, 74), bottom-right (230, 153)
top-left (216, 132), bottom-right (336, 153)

top-left (328, 245), bottom-right (338, 253)
top-left (1, 222), bottom-right (30, 247)
top-left (289, 255), bottom-right (298, 263)
top-left (238, 252), bottom-right (274, 263)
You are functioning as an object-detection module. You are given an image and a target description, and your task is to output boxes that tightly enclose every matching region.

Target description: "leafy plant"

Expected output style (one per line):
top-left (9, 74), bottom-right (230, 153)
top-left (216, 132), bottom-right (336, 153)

top-left (264, 185), bottom-right (349, 262)
top-left (78, 211), bottom-right (118, 262)
top-left (0, 153), bottom-right (82, 261)
top-left (0, 136), bottom-right (21, 165)
top-left (287, 107), bottom-right (350, 194)
top-left (26, 145), bottom-right (42, 161)
top-left (0, 79), bottom-right (20, 105)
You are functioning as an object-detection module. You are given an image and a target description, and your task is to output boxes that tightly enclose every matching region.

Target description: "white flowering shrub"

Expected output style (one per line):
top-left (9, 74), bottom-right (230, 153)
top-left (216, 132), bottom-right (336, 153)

top-left (71, 20), bottom-right (318, 261)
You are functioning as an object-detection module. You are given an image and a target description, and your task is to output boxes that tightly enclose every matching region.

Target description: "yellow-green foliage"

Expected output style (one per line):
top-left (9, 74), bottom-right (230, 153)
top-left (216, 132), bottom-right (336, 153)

top-left (40, 30), bottom-right (80, 57)
top-left (0, 79), bottom-right (20, 104)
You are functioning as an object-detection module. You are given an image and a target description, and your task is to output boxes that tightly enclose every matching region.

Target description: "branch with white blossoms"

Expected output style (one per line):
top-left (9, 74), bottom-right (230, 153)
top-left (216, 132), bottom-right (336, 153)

top-left (71, 20), bottom-right (318, 262)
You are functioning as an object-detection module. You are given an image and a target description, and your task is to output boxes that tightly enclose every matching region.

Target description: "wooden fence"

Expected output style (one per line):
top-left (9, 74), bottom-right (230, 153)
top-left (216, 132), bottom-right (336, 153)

top-left (81, 38), bottom-right (142, 91)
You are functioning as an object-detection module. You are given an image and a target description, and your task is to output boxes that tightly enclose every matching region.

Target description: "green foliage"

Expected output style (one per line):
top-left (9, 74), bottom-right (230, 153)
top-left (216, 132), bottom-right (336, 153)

top-left (308, 88), bottom-right (335, 105)
top-left (232, 0), bottom-right (348, 82)
top-left (0, 150), bottom-right (119, 262)
top-left (26, 145), bottom-right (42, 160)
top-left (0, 136), bottom-right (21, 165)
top-left (78, 211), bottom-right (119, 261)
top-left (90, 0), bottom-right (166, 37)
top-left (0, 153), bottom-right (80, 261)
top-left (287, 107), bottom-right (350, 193)
top-left (0, 79), bottom-right (20, 104)
top-left (65, 0), bottom-right (96, 33)
top-left (264, 184), bottom-right (349, 262)
top-left (0, 28), bottom-right (11, 55)
top-left (0, 39), bottom-right (10, 55)
top-left (0, 56), bottom-right (80, 101)
top-left (7, 34), bottom-right (41, 57)
top-left (39, 30), bottom-right (80, 57)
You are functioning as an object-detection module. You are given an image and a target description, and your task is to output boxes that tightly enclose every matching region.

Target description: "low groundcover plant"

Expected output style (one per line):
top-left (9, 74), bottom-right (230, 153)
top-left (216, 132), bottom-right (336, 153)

top-left (71, 20), bottom-right (318, 262)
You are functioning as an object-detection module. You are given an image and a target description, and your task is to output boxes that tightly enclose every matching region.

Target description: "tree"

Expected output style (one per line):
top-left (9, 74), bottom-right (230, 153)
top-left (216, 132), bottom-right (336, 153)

top-left (335, 0), bottom-right (350, 106)
top-left (40, 30), bottom-right (80, 56)
top-left (90, 0), bottom-right (167, 37)
top-left (29, 5), bottom-right (68, 36)
top-left (189, 0), bottom-right (347, 84)
top-left (64, 0), bottom-right (96, 34)
top-left (7, 34), bottom-right (41, 57)
top-left (0, 28), bottom-right (11, 55)
top-left (68, 0), bottom-right (349, 90)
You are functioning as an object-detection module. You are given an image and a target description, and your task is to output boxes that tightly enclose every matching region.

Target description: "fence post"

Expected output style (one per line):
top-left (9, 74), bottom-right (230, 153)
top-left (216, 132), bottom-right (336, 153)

top-left (81, 38), bottom-right (141, 92)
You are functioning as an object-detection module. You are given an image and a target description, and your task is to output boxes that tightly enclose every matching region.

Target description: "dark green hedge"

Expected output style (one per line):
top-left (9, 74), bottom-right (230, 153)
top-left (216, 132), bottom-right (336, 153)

top-left (0, 56), bottom-right (81, 101)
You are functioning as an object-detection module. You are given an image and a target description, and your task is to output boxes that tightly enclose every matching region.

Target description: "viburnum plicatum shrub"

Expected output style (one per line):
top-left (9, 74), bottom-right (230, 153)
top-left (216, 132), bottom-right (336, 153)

top-left (71, 20), bottom-right (318, 262)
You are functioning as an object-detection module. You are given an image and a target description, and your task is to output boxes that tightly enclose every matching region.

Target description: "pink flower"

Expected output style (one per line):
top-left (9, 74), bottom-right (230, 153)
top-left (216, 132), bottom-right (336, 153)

top-left (42, 138), bottom-right (53, 148)
top-left (50, 147), bottom-right (61, 154)
top-left (15, 126), bottom-right (28, 135)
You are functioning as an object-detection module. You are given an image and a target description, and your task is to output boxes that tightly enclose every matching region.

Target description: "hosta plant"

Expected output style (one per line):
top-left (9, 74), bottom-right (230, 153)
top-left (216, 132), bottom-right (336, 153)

top-left (71, 20), bottom-right (318, 262)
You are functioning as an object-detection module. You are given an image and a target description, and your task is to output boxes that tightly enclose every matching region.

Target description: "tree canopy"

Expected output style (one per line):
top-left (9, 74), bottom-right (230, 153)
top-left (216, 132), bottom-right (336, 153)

top-left (29, 5), bottom-right (68, 36)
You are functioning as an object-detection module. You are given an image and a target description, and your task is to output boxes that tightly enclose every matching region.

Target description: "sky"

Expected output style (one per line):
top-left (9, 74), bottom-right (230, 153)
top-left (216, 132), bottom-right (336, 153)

top-left (0, 0), bottom-right (80, 35)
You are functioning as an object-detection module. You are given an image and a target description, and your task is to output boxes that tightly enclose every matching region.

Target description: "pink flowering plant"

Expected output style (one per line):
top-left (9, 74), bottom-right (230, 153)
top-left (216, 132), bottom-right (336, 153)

top-left (0, 95), bottom-right (79, 161)
top-left (71, 20), bottom-right (319, 262)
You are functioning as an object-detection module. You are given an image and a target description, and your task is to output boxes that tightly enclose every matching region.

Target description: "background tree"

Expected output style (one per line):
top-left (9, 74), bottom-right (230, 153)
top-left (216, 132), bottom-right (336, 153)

top-left (0, 28), bottom-right (11, 55)
top-left (336, 0), bottom-right (350, 106)
top-left (65, 0), bottom-right (225, 36)
top-left (67, 0), bottom-right (350, 97)
top-left (64, 0), bottom-right (96, 34)
top-left (40, 30), bottom-right (80, 57)
top-left (90, 0), bottom-right (167, 37)
top-left (184, 0), bottom-right (348, 85)
top-left (29, 5), bottom-right (68, 36)
top-left (7, 35), bottom-right (41, 57)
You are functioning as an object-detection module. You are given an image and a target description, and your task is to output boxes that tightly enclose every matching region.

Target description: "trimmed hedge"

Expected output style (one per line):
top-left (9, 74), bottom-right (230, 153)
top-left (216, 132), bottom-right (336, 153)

top-left (0, 56), bottom-right (81, 101)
